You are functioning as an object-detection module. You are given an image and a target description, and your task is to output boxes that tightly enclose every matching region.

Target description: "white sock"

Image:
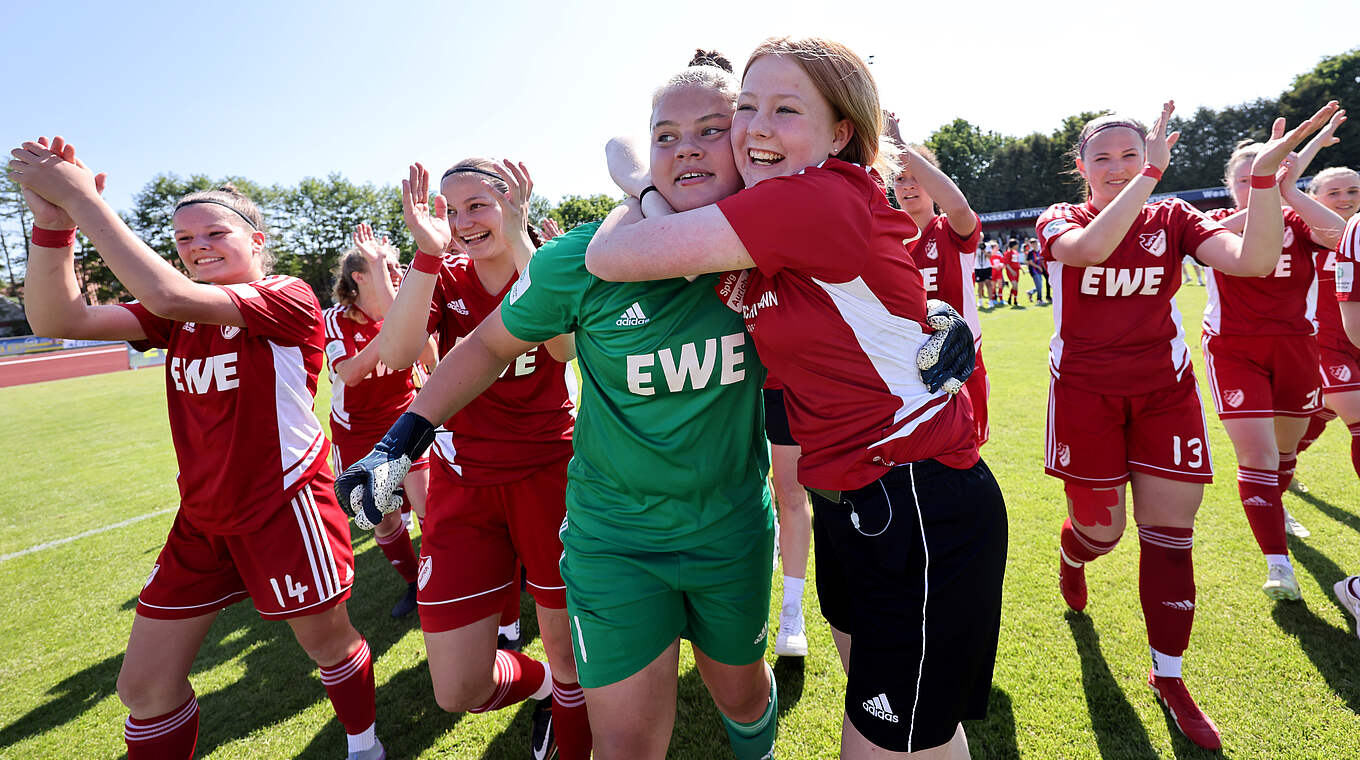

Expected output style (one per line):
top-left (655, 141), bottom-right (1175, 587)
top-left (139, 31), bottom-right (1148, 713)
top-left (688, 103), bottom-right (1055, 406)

top-left (1150, 648), bottom-right (1182, 679)
top-left (347, 723), bottom-right (376, 753)
top-left (531, 660), bottom-right (553, 701)
top-left (499, 620), bottom-right (520, 638)
top-left (1266, 554), bottom-right (1292, 570)
top-left (782, 576), bottom-right (805, 612)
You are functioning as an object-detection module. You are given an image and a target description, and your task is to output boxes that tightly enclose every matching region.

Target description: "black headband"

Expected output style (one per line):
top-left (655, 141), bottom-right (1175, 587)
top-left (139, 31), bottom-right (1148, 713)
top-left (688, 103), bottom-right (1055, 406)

top-left (175, 199), bottom-right (260, 230)
top-left (1078, 121), bottom-right (1147, 156)
top-left (441, 166), bottom-right (505, 184)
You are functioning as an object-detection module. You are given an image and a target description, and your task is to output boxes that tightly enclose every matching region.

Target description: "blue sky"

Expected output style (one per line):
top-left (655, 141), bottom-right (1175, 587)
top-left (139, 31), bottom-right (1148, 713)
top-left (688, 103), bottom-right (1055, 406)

top-left (5, 0), bottom-right (1356, 216)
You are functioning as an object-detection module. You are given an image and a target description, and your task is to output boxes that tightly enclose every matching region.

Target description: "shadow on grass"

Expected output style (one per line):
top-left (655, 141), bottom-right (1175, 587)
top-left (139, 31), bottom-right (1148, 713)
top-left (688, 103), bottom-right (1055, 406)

top-left (1065, 612), bottom-right (1160, 760)
top-left (964, 685), bottom-right (1018, 759)
top-left (0, 531), bottom-right (421, 757)
top-left (1292, 491), bottom-right (1360, 534)
top-left (1273, 540), bottom-right (1360, 714)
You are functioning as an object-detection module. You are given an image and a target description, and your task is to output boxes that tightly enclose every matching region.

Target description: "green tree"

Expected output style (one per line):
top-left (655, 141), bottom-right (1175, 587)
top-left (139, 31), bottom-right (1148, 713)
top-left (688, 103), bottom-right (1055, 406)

top-left (1164, 99), bottom-right (1278, 193)
top-left (0, 175), bottom-right (33, 297)
top-left (273, 175), bottom-right (406, 301)
top-left (924, 119), bottom-right (1006, 204)
top-left (1277, 47), bottom-right (1360, 174)
top-left (548, 194), bottom-right (624, 229)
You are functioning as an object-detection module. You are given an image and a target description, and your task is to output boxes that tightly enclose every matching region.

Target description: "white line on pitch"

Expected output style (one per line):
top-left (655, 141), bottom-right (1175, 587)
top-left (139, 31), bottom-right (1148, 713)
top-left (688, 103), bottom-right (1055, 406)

top-left (0, 508), bottom-right (175, 562)
top-left (0, 346), bottom-right (125, 365)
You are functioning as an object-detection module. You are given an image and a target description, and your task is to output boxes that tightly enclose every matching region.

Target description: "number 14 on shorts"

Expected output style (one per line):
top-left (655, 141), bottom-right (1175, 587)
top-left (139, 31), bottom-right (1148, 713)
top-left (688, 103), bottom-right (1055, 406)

top-left (269, 574), bottom-right (310, 607)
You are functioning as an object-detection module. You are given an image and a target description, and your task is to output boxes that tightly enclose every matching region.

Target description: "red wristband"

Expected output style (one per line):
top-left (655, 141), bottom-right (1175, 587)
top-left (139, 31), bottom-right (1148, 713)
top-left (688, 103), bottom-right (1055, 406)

top-left (411, 251), bottom-right (442, 274)
top-left (1140, 164), bottom-right (1164, 181)
top-left (1250, 174), bottom-right (1278, 189)
top-left (32, 226), bottom-right (77, 248)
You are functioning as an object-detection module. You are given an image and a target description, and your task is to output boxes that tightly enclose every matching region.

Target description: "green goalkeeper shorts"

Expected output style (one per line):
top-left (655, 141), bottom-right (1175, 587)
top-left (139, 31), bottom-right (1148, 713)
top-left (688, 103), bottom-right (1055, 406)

top-left (559, 514), bottom-right (775, 688)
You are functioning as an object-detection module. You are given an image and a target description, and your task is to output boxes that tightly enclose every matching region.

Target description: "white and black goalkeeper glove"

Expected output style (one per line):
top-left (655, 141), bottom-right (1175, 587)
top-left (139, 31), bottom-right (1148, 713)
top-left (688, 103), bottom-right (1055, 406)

top-left (335, 412), bottom-right (436, 530)
top-left (916, 299), bottom-right (976, 395)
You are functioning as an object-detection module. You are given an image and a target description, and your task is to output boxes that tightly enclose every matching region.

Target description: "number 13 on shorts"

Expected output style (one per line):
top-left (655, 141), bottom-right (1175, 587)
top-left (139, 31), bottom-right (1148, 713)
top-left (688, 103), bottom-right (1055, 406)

top-left (1171, 435), bottom-right (1204, 469)
top-left (269, 574), bottom-right (310, 607)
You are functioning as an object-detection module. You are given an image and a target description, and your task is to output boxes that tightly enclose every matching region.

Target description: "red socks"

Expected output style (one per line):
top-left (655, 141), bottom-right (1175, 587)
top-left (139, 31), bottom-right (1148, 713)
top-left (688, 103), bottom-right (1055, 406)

top-left (552, 677), bottom-right (592, 760)
top-left (319, 638), bottom-right (376, 736)
top-left (1237, 466), bottom-right (1286, 556)
top-left (1138, 525), bottom-right (1196, 656)
top-left (125, 693), bottom-right (199, 760)
top-left (1350, 422), bottom-right (1360, 478)
top-left (1276, 453), bottom-right (1298, 499)
top-left (375, 523), bottom-right (418, 584)
top-left (1296, 411), bottom-right (1334, 453)
top-left (1060, 517), bottom-right (1120, 565)
top-left (469, 650), bottom-right (548, 713)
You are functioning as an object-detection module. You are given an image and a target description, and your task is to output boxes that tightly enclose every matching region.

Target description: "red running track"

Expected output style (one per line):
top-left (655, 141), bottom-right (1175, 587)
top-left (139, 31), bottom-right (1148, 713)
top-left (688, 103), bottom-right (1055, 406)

top-left (0, 345), bottom-right (130, 388)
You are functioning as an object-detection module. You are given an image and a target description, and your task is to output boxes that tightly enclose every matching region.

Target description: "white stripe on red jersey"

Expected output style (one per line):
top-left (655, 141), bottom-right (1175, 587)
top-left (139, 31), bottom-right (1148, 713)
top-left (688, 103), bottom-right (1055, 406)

top-left (717, 159), bottom-right (978, 491)
top-left (120, 275), bottom-right (329, 534)
top-left (1202, 207), bottom-right (1322, 336)
top-left (1036, 198), bottom-right (1232, 395)
top-left (907, 213), bottom-right (982, 346)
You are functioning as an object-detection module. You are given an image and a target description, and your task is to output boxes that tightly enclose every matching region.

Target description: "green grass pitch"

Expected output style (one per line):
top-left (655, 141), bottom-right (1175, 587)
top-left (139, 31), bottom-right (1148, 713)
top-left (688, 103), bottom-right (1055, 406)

top-left (2, 284), bottom-right (1358, 758)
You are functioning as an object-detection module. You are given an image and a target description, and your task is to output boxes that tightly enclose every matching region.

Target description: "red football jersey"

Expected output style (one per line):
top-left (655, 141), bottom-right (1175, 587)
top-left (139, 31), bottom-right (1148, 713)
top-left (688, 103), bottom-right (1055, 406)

top-left (1006, 249), bottom-right (1024, 277)
top-left (323, 305), bottom-right (418, 439)
top-left (989, 251), bottom-right (1005, 278)
top-left (121, 275), bottom-right (329, 534)
top-left (717, 158), bottom-right (979, 492)
top-left (424, 255), bottom-right (574, 485)
top-left (1037, 198), bottom-right (1232, 395)
top-left (908, 213), bottom-right (982, 346)
top-left (1336, 215), bottom-right (1359, 304)
top-left (1314, 249), bottom-right (1348, 350)
top-left (1202, 207), bottom-right (1322, 336)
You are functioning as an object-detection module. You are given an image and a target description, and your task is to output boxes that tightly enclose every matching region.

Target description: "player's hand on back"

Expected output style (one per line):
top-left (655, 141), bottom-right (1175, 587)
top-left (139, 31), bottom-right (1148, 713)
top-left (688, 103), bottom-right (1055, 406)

top-left (917, 299), bottom-right (975, 395)
top-left (336, 412), bottom-right (438, 530)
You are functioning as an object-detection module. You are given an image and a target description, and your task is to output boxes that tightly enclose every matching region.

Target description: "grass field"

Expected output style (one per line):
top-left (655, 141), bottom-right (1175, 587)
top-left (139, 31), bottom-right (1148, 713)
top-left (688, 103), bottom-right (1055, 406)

top-left (2, 284), bottom-right (1359, 759)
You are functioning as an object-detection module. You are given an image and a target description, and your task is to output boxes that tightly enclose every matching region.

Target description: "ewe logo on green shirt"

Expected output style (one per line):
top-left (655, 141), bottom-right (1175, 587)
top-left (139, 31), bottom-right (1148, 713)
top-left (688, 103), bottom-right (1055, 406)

top-left (625, 333), bottom-right (749, 396)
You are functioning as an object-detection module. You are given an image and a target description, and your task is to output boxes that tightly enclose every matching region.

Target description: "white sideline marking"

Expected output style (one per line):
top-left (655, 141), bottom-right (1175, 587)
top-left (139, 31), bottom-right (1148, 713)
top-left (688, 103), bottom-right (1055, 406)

top-left (0, 508), bottom-right (175, 562)
top-left (0, 346), bottom-right (125, 365)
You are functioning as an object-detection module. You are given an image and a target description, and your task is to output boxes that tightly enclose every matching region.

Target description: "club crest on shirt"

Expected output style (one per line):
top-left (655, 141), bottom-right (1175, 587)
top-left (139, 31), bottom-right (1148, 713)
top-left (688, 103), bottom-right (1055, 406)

top-left (1056, 442), bottom-right (1071, 467)
top-left (220, 325), bottom-right (241, 340)
top-left (1330, 364), bottom-right (1354, 382)
top-left (418, 555), bottom-right (433, 590)
top-left (1282, 227), bottom-right (1295, 248)
top-left (1223, 388), bottom-right (1245, 408)
top-left (1139, 229), bottom-right (1167, 257)
top-left (925, 240), bottom-right (939, 260)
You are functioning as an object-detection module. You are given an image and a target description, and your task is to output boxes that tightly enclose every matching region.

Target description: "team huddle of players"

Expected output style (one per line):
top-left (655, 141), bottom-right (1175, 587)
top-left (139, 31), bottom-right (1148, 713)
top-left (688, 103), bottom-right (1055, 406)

top-left (9, 31), bottom-right (1360, 760)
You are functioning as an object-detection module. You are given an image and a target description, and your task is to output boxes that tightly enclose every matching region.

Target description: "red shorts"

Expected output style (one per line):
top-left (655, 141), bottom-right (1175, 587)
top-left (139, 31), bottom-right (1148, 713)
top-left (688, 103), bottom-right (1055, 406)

top-left (964, 348), bottom-right (989, 447)
top-left (137, 472), bottom-right (354, 620)
top-left (330, 427), bottom-right (430, 474)
top-left (1045, 373), bottom-right (1213, 487)
top-left (1202, 334), bottom-right (1323, 419)
top-left (1320, 343), bottom-right (1360, 394)
top-left (417, 457), bottom-right (569, 633)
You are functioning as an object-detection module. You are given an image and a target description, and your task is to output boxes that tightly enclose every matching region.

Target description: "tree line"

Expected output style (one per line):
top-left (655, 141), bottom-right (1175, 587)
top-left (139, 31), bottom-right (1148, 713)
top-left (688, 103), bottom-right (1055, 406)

top-left (0, 47), bottom-right (1355, 320)
top-left (925, 47), bottom-right (1359, 212)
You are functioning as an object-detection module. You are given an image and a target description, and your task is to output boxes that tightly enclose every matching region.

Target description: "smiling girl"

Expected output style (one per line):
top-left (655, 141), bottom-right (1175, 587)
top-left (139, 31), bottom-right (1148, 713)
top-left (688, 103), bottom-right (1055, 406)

top-left (583, 36), bottom-right (1004, 760)
top-left (1035, 101), bottom-right (1337, 750)
top-left (338, 56), bottom-right (782, 760)
top-left (10, 137), bottom-right (384, 760)
top-left (374, 158), bottom-right (585, 759)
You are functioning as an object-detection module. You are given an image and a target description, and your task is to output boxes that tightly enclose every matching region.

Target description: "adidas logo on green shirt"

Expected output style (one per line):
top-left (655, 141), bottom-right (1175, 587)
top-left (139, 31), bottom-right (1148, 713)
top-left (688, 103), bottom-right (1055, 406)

top-left (616, 302), bottom-right (650, 326)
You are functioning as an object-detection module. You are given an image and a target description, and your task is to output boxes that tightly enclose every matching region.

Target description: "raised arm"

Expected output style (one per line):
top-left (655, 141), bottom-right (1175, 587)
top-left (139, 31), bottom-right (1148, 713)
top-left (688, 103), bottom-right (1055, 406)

top-left (1197, 102), bottom-right (1341, 276)
top-left (11, 137), bottom-right (246, 326)
top-left (407, 310), bottom-right (536, 426)
top-left (902, 145), bottom-right (976, 238)
top-left (382, 163), bottom-right (453, 369)
top-left (1280, 108), bottom-right (1347, 249)
top-left (1050, 101), bottom-right (1178, 267)
top-left (606, 137), bottom-right (674, 218)
top-left (14, 138), bottom-right (145, 341)
top-left (585, 199), bottom-right (751, 281)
